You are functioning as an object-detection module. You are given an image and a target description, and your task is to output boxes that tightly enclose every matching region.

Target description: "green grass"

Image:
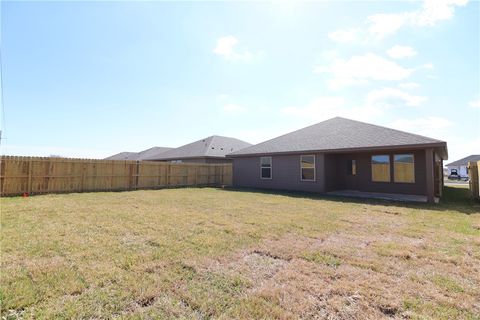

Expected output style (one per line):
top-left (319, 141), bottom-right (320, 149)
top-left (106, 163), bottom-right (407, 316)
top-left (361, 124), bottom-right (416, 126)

top-left (1, 187), bottom-right (479, 319)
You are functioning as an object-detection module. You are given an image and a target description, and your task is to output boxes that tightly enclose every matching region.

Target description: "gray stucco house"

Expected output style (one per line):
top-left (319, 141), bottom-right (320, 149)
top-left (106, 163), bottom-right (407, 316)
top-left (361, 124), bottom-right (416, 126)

top-left (228, 117), bottom-right (448, 203)
top-left (144, 135), bottom-right (251, 164)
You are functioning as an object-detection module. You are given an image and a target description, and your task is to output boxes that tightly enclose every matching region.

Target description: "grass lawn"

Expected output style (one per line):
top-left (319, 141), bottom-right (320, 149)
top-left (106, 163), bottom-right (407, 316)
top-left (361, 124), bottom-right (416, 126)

top-left (1, 187), bottom-right (479, 319)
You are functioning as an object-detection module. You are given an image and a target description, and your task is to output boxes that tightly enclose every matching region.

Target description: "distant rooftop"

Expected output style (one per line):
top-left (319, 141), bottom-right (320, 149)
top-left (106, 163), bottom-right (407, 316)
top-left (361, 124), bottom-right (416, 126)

top-left (144, 135), bottom-right (251, 161)
top-left (446, 155), bottom-right (480, 167)
top-left (104, 147), bottom-right (172, 160)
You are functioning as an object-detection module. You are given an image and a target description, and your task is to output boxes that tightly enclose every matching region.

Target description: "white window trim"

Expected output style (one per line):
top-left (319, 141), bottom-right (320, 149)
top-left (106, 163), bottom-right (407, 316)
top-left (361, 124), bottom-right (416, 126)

top-left (300, 155), bottom-right (316, 181)
top-left (260, 156), bottom-right (272, 180)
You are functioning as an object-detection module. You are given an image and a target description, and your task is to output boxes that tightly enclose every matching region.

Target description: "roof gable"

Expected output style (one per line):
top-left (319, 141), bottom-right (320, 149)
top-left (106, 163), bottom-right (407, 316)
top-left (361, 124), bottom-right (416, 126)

top-left (145, 136), bottom-right (251, 160)
top-left (229, 117), bottom-right (446, 156)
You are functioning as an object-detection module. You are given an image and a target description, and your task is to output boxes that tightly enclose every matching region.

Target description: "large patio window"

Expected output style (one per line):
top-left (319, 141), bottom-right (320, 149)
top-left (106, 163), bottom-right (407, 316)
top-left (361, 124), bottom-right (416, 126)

top-left (260, 157), bottom-right (272, 179)
top-left (394, 154), bottom-right (415, 183)
top-left (301, 155), bottom-right (315, 181)
top-left (371, 155), bottom-right (390, 182)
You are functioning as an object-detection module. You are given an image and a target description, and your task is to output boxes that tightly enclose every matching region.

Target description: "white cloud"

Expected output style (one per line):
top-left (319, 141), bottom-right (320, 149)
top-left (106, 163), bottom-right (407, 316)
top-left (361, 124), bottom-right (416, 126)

top-left (390, 116), bottom-right (453, 134)
top-left (329, 0), bottom-right (468, 42)
top-left (399, 82), bottom-right (420, 89)
top-left (213, 36), bottom-right (260, 62)
top-left (366, 87), bottom-right (427, 108)
top-left (414, 0), bottom-right (469, 27)
top-left (387, 45), bottom-right (418, 59)
top-left (222, 103), bottom-right (247, 113)
top-left (469, 98), bottom-right (480, 108)
top-left (328, 28), bottom-right (358, 43)
top-left (314, 53), bottom-right (414, 89)
top-left (447, 136), bottom-right (480, 162)
top-left (368, 13), bottom-right (408, 40)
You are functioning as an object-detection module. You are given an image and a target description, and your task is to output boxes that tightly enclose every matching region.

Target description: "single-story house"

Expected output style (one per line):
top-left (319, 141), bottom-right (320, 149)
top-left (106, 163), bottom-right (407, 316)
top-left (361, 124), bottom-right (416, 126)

top-left (228, 117), bottom-right (448, 203)
top-left (104, 147), bottom-right (172, 160)
top-left (445, 154), bottom-right (480, 178)
top-left (144, 135), bottom-right (251, 164)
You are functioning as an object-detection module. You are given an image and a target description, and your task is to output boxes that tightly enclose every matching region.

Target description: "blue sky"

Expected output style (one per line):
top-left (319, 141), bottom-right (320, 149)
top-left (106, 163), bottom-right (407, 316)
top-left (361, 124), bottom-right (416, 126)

top-left (1, 0), bottom-right (479, 161)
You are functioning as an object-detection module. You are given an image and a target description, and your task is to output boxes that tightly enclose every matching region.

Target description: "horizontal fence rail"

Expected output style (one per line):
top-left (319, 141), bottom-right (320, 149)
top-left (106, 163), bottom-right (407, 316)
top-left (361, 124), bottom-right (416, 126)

top-left (0, 156), bottom-right (232, 196)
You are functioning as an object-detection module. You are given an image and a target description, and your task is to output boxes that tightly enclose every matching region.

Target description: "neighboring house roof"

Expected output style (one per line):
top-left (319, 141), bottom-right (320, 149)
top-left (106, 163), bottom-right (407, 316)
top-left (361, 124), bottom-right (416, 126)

top-left (104, 147), bottom-right (172, 161)
top-left (228, 117), bottom-right (448, 158)
top-left (136, 147), bottom-right (173, 160)
top-left (104, 152), bottom-right (139, 160)
top-left (144, 135), bottom-right (252, 161)
top-left (446, 155), bottom-right (480, 167)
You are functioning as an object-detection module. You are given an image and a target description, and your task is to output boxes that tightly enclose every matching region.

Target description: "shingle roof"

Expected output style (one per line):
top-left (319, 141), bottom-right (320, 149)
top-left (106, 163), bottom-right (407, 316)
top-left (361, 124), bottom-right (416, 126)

top-left (104, 147), bottom-right (172, 160)
top-left (229, 117), bottom-right (447, 157)
top-left (136, 147), bottom-right (173, 160)
top-left (446, 155), bottom-right (480, 167)
top-left (144, 135), bottom-right (251, 161)
top-left (104, 152), bottom-right (139, 160)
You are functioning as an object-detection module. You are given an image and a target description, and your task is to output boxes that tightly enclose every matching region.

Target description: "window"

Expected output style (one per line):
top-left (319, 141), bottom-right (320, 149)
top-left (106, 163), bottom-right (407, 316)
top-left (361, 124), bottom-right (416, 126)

top-left (348, 160), bottom-right (356, 176)
top-left (260, 157), bottom-right (272, 179)
top-left (394, 154), bottom-right (415, 183)
top-left (301, 155), bottom-right (315, 181)
top-left (371, 155), bottom-right (390, 182)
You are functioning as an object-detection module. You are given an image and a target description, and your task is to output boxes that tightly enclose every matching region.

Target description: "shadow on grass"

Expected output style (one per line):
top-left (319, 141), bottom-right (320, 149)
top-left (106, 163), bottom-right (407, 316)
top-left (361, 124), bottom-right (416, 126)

top-left (221, 186), bottom-right (480, 215)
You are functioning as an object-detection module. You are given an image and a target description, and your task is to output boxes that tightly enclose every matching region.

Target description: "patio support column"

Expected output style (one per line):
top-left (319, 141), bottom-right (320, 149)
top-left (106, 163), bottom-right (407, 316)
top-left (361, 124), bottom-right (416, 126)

top-left (425, 148), bottom-right (435, 203)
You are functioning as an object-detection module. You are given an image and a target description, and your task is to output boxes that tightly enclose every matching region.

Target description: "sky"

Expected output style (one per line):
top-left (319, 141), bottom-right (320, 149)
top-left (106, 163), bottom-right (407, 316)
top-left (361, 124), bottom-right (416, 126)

top-left (1, 0), bottom-right (479, 162)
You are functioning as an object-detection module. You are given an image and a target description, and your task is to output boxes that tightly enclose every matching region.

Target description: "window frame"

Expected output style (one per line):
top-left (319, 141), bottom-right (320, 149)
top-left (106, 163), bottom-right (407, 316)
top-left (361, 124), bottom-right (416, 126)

top-left (393, 154), bottom-right (415, 183)
top-left (300, 155), bottom-right (316, 182)
top-left (371, 154), bottom-right (391, 183)
top-left (348, 159), bottom-right (357, 176)
top-left (260, 156), bottom-right (272, 180)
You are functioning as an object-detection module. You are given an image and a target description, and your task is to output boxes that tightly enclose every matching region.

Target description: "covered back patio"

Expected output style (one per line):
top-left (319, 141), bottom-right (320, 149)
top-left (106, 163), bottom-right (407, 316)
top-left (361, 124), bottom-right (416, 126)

top-left (323, 147), bottom-right (445, 203)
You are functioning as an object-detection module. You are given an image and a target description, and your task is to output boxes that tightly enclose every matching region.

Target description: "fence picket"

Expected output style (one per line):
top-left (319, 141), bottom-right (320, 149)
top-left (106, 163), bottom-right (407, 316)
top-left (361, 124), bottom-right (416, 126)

top-left (0, 156), bottom-right (232, 196)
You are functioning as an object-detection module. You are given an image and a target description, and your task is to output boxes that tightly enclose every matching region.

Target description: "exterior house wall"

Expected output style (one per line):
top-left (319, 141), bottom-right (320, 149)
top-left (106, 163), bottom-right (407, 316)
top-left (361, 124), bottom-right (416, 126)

top-left (153, 158), bottom-right (232, 164)
top-left (233, 153), bottom-right (326, 193)
top-left (233, 148), bottom-right (430, 196)
top-left (325, 149), bottom-right (428, 195)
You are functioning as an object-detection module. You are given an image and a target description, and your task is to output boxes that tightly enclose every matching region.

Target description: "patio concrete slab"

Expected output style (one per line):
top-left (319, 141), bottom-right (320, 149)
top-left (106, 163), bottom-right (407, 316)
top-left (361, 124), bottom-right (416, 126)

top-left (327, 190), bottom-right (439, 203)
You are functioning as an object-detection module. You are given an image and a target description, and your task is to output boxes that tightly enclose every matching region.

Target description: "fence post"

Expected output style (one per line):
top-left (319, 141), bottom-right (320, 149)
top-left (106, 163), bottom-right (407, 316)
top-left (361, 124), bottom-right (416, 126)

top-left (194, 167), bottom-right (198, 186)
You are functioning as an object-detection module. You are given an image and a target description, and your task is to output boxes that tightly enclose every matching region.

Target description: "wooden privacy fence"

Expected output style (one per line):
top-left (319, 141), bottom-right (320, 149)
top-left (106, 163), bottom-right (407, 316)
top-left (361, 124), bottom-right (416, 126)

top-left (0, 156), bottom-right (233, 196)
top-left (468, 161), bottom-right (480, 200)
